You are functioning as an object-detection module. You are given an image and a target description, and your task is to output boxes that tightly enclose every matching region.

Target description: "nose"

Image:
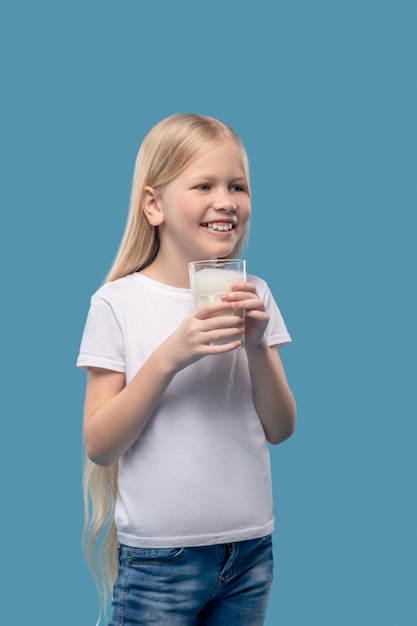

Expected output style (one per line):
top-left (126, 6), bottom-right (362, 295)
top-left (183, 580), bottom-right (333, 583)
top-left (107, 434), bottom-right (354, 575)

top-left (212, 189), bottom-right (237, 211)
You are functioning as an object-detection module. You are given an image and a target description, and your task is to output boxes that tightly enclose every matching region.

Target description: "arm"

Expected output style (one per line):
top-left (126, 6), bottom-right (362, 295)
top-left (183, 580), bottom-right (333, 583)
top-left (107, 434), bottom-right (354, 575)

top-left (83, 345), bottom-right (176, 467)
top-left (83, 300), bottom-right (245, 466)
top-left (223, 282), bottom-right (296, 444)
top-left (245, 341), bottom-right (296, 444)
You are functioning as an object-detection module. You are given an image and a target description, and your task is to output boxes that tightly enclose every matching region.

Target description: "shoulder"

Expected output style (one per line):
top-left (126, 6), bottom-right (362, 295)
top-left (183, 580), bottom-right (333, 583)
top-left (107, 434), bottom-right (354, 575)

top-left (248, 274), bottom-right (292, 345)
top-left (247, 274), bottom-right (279, 314)
top-left (90, 274), bottom-right (139, 305)
top-left (247, 274), bottom-right (271, 296)
top-left (247, 274), bottom-right (278, 311)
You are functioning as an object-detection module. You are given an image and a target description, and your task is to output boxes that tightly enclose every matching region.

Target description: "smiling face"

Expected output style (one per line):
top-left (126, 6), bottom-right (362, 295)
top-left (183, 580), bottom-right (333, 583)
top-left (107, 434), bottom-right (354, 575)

top-left (143, 139), bottom-right (251, 279)
top-left (149, 140), bottom-right (251, 260)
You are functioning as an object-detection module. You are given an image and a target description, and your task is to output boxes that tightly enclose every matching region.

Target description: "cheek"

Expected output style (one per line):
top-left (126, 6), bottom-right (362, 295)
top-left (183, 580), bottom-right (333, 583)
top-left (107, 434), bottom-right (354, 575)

top-left (241, 203), bottom-right (251, 225)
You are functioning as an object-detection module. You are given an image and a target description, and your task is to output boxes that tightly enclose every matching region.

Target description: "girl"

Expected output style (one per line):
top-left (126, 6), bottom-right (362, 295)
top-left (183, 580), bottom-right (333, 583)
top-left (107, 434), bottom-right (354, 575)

top-left (77, 113), bottom-right (296, 626)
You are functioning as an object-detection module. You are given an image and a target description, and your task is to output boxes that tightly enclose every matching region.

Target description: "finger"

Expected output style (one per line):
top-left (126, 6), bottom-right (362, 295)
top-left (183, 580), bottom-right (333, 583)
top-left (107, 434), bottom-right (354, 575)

top-left (221, 289), bottom-right (259, 303)
top-left (205, 339), bottom-right (244, 354)
top-left (194, 300), bottom-right (236, 319)
top-left (230, 281), bottom-right (257, 293)
top-left (244, 309), bottom-right (269, 320)
top-left (226, 296), bottom-right (266, 313)
top-left (222, 290), bottom-right (255, 301)
top-left (203, 325), bottom-right (245, 345)
top-left (201, 316), bottom-right (245, 333)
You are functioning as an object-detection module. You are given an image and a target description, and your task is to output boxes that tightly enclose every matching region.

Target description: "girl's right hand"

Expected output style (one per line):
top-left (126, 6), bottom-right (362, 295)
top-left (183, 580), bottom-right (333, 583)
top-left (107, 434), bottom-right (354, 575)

top-left (163, 300), bottom-right (245, 371)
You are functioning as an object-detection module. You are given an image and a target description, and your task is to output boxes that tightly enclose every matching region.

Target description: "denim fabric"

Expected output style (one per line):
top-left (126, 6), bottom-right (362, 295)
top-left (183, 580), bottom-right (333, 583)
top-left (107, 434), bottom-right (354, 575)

top-left (109, 535), bottom-right (273, 625)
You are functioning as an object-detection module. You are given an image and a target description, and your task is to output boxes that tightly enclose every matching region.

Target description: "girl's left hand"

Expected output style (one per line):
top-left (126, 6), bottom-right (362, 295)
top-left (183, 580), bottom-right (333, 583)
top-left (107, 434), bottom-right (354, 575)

top-left (221, 282), bottom-right (269, 349)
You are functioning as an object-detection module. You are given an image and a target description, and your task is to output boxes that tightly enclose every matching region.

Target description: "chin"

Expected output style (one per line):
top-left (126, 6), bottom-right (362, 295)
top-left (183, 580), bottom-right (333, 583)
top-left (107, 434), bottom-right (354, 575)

top-left (209, 241), bottom-right (239, 257)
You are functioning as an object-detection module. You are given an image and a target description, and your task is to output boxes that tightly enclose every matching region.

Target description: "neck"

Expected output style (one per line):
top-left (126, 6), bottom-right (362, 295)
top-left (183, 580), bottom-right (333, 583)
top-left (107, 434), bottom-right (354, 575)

top-left (139, 254), bottom-right (191, 288)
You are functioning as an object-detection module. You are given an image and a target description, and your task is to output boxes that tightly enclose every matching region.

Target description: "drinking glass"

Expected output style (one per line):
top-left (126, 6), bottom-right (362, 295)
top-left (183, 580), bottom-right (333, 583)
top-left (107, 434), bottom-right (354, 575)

top-left (188, 259), bottom-right (246, 344)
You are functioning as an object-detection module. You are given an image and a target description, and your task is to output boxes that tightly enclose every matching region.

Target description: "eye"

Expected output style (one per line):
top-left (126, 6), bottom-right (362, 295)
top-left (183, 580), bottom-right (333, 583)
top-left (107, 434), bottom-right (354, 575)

top-left (230, 183), bottom-right (247, 193)
top-left (196, 183), bottom-right (211, 191)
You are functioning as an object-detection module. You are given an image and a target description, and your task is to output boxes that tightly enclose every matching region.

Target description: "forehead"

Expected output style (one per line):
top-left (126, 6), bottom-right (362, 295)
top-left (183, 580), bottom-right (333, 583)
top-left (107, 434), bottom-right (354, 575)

top-left (182, 139), bottom-right (246, 177)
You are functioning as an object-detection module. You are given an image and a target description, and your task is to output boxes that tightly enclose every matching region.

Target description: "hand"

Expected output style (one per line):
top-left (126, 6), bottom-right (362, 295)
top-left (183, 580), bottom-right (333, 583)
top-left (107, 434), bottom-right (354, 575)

top-left (221, 281), bottom-right (269, 350)
top-left (163, 300), bottom-right (245, 371)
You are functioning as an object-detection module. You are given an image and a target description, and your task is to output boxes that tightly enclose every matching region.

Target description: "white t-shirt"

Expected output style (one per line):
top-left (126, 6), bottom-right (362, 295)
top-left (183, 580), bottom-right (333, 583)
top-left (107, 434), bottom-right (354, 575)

top-left (77, 272), bottom-right (291, 548)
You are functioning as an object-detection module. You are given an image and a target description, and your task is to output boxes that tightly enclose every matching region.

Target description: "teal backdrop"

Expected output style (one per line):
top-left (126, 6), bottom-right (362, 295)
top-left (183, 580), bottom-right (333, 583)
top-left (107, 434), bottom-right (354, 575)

top-left (1, 1), bottom-right (415, 624)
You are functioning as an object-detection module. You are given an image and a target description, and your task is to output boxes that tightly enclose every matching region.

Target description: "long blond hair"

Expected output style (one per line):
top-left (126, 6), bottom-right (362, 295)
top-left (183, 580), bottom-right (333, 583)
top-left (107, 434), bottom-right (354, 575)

top-left (82, 113), bottom-right (251, 623)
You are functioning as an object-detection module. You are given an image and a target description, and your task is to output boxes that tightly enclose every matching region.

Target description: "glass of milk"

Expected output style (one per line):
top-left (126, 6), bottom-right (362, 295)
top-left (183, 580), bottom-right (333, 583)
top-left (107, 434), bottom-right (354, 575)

top-left (188, 259), bottom-right (246, 344)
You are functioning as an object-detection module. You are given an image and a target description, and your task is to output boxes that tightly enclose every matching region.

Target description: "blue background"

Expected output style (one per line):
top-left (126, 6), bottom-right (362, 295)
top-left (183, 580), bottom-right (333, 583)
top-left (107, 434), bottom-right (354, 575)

top-left (1, 1), bottom-right (415, 624)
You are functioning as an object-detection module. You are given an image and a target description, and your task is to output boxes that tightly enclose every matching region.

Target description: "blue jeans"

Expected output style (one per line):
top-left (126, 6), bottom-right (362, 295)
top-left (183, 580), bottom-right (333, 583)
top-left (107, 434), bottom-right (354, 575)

top-left (109, 536), bottom-right (274, 625)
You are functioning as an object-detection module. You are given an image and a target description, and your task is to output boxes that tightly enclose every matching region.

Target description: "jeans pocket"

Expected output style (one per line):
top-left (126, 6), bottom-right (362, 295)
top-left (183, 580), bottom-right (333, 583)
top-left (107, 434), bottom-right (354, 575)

top-left (257, 533), bottom-right (273, 546)
top-left (125, 545), bottom-right (187, 566)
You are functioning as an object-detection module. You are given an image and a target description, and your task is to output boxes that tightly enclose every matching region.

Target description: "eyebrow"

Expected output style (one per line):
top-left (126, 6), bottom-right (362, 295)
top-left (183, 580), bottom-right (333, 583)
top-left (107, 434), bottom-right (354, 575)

top-left (188, 173), bottom-right (247, 183)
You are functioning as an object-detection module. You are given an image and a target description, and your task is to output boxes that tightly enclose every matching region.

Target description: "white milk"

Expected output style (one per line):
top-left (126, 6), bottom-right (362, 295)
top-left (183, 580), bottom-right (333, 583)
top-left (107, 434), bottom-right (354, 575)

top-left (191, 268), bottom-right (244, 307)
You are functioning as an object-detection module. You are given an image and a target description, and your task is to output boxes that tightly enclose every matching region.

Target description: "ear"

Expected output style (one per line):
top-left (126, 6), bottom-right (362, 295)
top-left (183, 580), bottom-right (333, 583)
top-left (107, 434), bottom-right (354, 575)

top-left (143, 186), bottom-right (165, 226)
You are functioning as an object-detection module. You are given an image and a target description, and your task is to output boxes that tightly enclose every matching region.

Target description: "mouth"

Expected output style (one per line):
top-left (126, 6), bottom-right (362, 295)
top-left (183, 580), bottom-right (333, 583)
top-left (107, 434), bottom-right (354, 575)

top-left (200, 221), bottom-right (235, 232)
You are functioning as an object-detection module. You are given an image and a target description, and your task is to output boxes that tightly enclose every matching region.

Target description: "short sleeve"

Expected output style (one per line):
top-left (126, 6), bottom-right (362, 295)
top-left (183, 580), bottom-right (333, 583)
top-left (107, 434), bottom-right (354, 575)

top-left (250, 276), bottom-right (292, 348)
top-left (76, 294), bottom-right (125, 372)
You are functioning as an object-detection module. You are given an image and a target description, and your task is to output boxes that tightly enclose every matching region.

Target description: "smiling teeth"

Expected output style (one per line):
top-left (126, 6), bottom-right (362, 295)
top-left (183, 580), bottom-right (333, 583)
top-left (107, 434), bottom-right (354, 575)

top-left (205, 223), bottom-right (234, 231)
